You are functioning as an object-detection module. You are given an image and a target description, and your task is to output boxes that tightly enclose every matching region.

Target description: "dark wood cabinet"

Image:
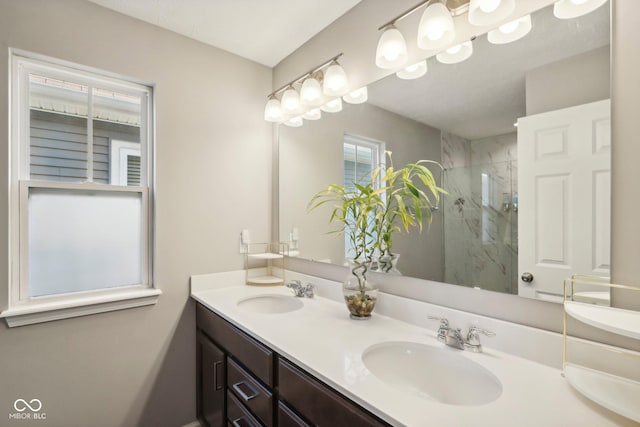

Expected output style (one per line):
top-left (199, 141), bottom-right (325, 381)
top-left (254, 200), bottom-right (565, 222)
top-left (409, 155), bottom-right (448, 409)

top-left (197, 330), bottom-right (226, 427)
top-left (196, 302), bottom-right (391, 427)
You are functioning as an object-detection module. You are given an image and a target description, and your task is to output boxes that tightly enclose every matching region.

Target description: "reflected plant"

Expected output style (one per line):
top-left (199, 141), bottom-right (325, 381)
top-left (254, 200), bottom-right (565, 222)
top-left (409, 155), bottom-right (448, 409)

top-left (309, 151), bottom-right (446, 278)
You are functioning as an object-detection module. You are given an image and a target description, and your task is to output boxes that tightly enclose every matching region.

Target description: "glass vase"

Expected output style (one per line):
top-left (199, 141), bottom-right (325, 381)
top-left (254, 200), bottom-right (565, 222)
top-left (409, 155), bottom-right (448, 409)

top-left (343, 259), bottom-right (378, 320)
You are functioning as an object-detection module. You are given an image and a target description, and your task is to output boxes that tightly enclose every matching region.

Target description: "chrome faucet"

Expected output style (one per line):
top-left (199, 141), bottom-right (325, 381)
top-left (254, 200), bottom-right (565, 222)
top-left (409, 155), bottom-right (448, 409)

top-left (428, 316), bottom-right (494, 353)
top-left (286, 280), bottom-right (315, 298)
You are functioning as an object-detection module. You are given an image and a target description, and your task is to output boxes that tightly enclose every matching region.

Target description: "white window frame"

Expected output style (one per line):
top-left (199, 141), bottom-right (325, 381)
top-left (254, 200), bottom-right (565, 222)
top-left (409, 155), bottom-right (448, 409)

top-left (1, 49), bottom-right (159, 327)
top-left (343, 133), bottom-right (386, 260)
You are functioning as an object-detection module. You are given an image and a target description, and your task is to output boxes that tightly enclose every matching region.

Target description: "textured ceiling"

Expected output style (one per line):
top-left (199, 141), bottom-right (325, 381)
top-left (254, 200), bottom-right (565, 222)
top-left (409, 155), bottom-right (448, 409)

top-left (367, 3), bottom-right (610, 140)
top-left (85, 0), bottom-right (362, 67)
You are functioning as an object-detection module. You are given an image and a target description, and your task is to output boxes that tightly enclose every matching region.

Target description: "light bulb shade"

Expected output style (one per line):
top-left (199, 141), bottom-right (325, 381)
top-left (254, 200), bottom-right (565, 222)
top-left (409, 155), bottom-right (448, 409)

top-left (300, 77), bottom-right (324, 107)
top-left (343, 86), bottom-right (368, 104)
top-left (323, 63), bottom-right (349, 97)
top-left (553, 0), bottom-right (607, 19)
top-left (468, 0), bottom-right (516, 26)
top-left (396, 60), bottom-right (428, 80)
top-left (487, 14), bottom-right (532, 44)
top-left (436, 41), bottom-right (473, 64)
top-left (303, 108), bottom-right (322, 120)
top-left (320, 98), bottom-right (342, 113)
top-left (375, 26), bottom-right (408, 69)
top-left (417, 2), bottom-right (456, 50)
top-left (283, 116), bottom-right (303, 127)
top-left (281, 88), bottom-right (303, 114)
top-left (264, 98), bottom-right (284, 122)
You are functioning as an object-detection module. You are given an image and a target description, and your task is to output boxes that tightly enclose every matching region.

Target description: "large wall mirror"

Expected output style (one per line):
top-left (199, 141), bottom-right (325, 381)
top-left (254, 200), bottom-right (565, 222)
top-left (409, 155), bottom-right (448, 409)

top-left (279, 2), bottom-right (611, 303)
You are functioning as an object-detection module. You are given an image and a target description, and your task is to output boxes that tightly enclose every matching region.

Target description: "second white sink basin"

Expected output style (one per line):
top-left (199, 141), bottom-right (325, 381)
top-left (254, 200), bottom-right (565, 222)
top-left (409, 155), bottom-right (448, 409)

top-left (363, 341), bottom-right (502, 406)
top-left (237, 294), bottom-right (303, 314)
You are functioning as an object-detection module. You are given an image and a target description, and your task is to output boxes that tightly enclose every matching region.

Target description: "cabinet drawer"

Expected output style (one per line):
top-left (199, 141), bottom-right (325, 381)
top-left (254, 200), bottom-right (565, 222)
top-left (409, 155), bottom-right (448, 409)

top-left (197, 302), bottom-right (274, 387)
top-left (228, 357), bottom-right (273, 427)
top-left (279, 359), bottom-right (389, 427)
top-left (277, 402), bottom-right (309, 427)
top-left (227, 390), bottom-right (262, 427)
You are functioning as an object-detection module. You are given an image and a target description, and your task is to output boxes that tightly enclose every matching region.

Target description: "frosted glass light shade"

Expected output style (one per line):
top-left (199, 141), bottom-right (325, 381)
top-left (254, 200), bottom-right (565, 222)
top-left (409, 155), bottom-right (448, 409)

top-left (417, 2), bottom-right (456, 50)
top-left (264, 97), bottom-right (284, 122)
top-left (300, 77), bottom-right (324, 107)
top-left (487, 14), bottom-right (532, 44)
top-left (303, 108), bottom-right (322, 120)
top-left (553, 0), bottom-right (608, 19)
top-left (436, 41), bottom-right (473, 64)
top-left (375, 26), bottom-right (408, 69)
top-left (468, 0), bottom-right (516, 26)
top-left (323, 63), bottom-right (349, 97)
top-left (343, 86), bottom-right (368, 104)
top-left (281, 87), bottom-right (303, 114)
top-left (320, 98), bottom-right (342, 113)
top-left (284, 116), bottom-right (303, 127)
top-left (396, 60), bottom-right (428, 80)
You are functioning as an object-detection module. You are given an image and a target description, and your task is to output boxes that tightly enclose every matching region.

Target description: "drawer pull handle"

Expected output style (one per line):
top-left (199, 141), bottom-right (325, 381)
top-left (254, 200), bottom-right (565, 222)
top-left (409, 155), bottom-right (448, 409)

top-left (232, 416), bottom-right (253, 427)
top-left (232, 381), bottom-right (259, 401)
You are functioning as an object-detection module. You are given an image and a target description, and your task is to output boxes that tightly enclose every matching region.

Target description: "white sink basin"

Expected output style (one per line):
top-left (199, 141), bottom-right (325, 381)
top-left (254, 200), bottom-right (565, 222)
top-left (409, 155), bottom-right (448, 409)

top-left (237, 294), bottom-right (303, 314)
top-left (362, 341), bottom-right (502, 406)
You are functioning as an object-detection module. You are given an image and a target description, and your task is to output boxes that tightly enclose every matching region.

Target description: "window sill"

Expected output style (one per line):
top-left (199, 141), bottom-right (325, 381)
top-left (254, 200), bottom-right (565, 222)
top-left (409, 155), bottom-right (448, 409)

top-left (0, 288), bottom-right (162, 327)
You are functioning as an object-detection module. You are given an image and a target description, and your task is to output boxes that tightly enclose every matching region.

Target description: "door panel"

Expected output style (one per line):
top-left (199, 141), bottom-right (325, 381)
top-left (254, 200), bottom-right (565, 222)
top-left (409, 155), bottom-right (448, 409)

top-left (518, 99), bottom-right (610, 300)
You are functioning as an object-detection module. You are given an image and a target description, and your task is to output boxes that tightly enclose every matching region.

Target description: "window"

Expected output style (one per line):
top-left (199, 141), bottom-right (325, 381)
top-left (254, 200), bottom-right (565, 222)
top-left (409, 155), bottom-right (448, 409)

top-left (343, 134), bottom-right (384, 259)
top-left (1, 50), bottom-right (159, 327)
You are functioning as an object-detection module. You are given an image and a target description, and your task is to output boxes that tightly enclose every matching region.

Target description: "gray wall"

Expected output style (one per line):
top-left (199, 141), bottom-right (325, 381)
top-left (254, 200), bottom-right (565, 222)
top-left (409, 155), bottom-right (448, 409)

top-left (526, 46), bottom-right (610, 115)
top-left (279, 102), bottom-right (443, 280)
top-left (273, 0), bottom-right (640, 349)
top-left (0, 1), bottom-right (272, 426)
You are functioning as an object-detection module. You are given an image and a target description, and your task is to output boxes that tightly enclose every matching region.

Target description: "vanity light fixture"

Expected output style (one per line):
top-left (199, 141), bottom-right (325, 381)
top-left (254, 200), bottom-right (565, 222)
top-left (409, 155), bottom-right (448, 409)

top-left (487, 14), bottom-right (532, 44)
top-left (343, 86), bottom-right (368, 104)
top-left (323, 60), bottom-right (349, 97)
top-left (375, 25), bottom-right (408, 69)
top-left (320, 97), bottom-right (343, 113)
top-left (263, 53), bottom-right (346, 123)
top-left (417, 0), bottom-right (456, 50)
top-left (300, 74), bottom-right (324, 107)
top-left (436, 40), bottom-right (474, 64)
top-left (264, 95), bottom-right (284, 123)
top-left (303, 108), bottom-right (322, 120)
top-left (396, 60), bottom-right (428, 80)
top-left (553, 0), bottom-right (608, 19)
top-left (468, 0), bottom-right (515, 26)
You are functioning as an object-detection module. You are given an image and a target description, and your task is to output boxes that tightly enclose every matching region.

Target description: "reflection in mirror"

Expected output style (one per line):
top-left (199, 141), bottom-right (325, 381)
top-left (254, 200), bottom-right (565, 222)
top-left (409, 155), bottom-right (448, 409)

top-left (279, 2), bottom-right (610, 303)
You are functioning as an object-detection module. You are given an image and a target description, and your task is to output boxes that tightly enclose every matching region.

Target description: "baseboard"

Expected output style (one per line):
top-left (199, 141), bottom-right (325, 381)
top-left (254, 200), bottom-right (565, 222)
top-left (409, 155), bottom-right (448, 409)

top-left (182, 421), bottom-right (201, 427)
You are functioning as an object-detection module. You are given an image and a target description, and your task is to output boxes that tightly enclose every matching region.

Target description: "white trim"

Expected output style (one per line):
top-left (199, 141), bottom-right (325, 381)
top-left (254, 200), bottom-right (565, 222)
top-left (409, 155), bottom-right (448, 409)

top-left (0, 288), bottom-right (161, 327)
top-left (181, 422), bottom-right (202, 427)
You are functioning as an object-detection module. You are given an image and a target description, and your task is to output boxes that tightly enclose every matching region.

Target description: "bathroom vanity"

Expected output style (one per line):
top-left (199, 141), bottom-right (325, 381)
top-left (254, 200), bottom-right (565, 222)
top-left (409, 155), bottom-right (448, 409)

top-left (191, 271), bottom-right (638, 427)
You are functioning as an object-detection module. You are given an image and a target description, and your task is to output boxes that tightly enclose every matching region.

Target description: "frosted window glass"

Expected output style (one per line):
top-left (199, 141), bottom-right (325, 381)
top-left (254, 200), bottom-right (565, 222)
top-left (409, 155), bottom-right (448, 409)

top-left (28, 188), bottom-right (142, 297)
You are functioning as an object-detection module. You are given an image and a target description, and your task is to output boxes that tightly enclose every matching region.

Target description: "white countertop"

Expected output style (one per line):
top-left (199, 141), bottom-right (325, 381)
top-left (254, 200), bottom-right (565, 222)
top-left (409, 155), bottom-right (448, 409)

top-left (191, 272), bottom-right (637, 427)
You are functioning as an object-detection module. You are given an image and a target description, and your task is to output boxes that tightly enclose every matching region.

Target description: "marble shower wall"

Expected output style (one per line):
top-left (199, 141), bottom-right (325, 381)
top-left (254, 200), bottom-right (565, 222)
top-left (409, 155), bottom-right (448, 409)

top-left (442, 131), bottom-right (518, 294)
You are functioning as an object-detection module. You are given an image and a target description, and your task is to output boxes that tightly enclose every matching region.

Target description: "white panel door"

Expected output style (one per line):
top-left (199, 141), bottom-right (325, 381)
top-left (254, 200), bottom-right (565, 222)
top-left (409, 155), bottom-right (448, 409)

top-left (518, 99), bottom-right (610, 300)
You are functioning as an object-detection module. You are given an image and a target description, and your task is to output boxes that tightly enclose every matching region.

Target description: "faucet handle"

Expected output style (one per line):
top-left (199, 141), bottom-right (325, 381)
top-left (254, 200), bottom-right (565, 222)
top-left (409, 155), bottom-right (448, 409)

top-left (465, 326), bottom-right (495, 352)
top-left (468, 326), bottom-right (495, 338)
top-left (303, 283), bottom-right (315, 298)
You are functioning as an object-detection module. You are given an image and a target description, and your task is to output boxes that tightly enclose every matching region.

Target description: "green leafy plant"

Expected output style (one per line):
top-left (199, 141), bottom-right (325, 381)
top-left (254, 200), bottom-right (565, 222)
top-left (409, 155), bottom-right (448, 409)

top-left (308, 151), bottom-right (445, 278)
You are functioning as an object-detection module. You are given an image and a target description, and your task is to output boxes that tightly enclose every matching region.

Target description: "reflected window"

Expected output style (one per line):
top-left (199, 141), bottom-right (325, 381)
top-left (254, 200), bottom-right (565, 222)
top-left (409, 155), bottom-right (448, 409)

top-left (343, 134), bottom-right (384, 258)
